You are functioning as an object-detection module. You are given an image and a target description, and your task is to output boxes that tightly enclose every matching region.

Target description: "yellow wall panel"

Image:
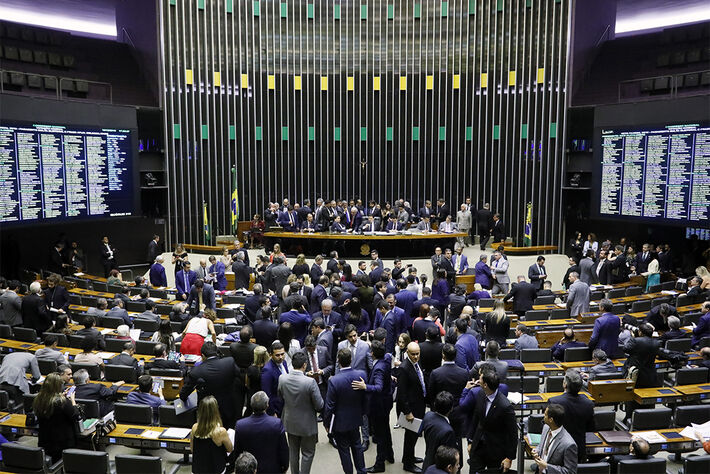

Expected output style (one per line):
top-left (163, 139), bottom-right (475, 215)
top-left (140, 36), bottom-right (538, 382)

top-left (267, 75), bottom-right (275, 90)
top-left (537, 68), bottom-right (545, 83)
top-left (426, 75), bottom-right (434, 90)
top-left (347, 76), bottom-right (354, 91)
top-left (321, 76), bottom-right (328, 91)
top-left (400, 76), bottom-right (407, 90)
top-left (185, 69), bottom-right (193, 85)
top-left (241, 74), bottom-right (249, 88)
top-left (480, 73), bottom-right (488, 88)
top-left (213, 72), bottom-right (221, 86)
top-left (294, 75), bottom-right (302, 90)
top-left (453, 74), bottom-right (460, 89)
top-left (508, 71), bottom-right (516, 86)
top-left (373, 76), bottom-right (381, 91)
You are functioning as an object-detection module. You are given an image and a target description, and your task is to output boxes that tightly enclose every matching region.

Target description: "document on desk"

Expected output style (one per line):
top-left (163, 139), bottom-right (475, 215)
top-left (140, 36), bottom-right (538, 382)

top-left (635, 431), bottom-right (666, 444)
top-left (129, 329), bottom-right (142, 341)
top-left (159, 428), bottom-right (192, 439)
top-left (143, 430), bottom-right (161, 439)
top-left (506, 393), bottom-right (530, 405)
top-left (397, 413), bottom-right (422, 433)
top-left (556, 303), bottom-right (567, 308)
top-left (100, 328), bottom-right (114, 335)
top-left (96, 352), bottom-right (114, 360)
top-left (679, 420), bottom-right (710, 440)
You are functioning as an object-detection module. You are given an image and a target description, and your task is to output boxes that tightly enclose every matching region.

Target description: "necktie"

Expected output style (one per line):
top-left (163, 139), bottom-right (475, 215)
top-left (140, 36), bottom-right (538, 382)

top-left (198, 292), bottom-right (204, 310)
top-left (542, 431), bottom-right (553, 458)
top-left (414, 363), bottom-right (426, 396)
top-left (289, 213), bottom-right (293, 226)
top-left (310, 351), bottom-right (320, 383)
top-left (183, 272), bottom-right (188, 292)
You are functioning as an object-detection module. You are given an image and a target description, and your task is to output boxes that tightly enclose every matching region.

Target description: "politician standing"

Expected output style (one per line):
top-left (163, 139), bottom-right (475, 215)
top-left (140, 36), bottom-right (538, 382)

top-left (565, 272), bottom-right (590, 317)
top-left (99, 236), bottom-right (118, 277)
top-left (147, 234), bottom-right (161, 264)
top-left (149, 256), bottom-right (168, 287)
top-left (503, 276), bottom-right (538, 317)
top-left (588, 299), bottom-right (621, 358)
top-left (186, 279), bottom-right (216, 313)
top-left (527, 256), bottom-right (547, 291)
top-left (176, 261), bottom-right (197, 301)
top-left (398, 342), bottom-right (428, 473)
top-left (324, 348), bottom-right (368, 474)
top-left (491, 214), bottom-right (506, 244)
top-left (421, 392), bottom-right (457, 472)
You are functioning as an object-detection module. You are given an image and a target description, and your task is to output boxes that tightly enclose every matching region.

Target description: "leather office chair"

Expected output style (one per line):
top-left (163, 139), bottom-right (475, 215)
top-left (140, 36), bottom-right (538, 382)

top-left (133, 319), bottom-right (160, 333)
top-left (675, 367), bottom-right (709, 385)
top-left (527, 413), bottom-right (544, 434)
top-left (505, 376), bottom-right (539, 394)
top-left (534, 296), bottom-right (556, 305)
top-left (68, 335), bottom-right (86, 349)
top-left (577, 462), bottom-right (610, 474)
top-left (136, 340), bottom-right (159, 355)
top-left (549, 308), bottom-right (570, 320)
top-left (1, 443), bottom-right (62, 473)
top-left (98, 317), bottom-right (123, 329)
top-left (13, 327), bottom-right (38, 343)
top-left (625, 287), bottom-right (643, 297)
top-left (61, 449), bottom-right (109, 474)
top-left (630, 407), bottom-right (672, 431)
top-left (37, 359), bottom-right (58, 376)
top-left (69, 362), bottom-right (101, 381)
top-left (617, 458), bottom-right (666, 473)
top-left (104, 364), bottom-right (137, 384)
top-left (563, 347), bottom-right (592, 362)
top-left (114, 403), bottom-right (153, 425)
top-left (593, 410), bottom-right (616, 431)
top-left (665, 338), bottom-right (692, 353)
top-left (684, 455), bottom-right (710, 474)
top-left (520, 348), bottom-right (552, 363)
top-left (524, 310), bottom-right (550, 321)
top-left (104, 338), bottom-right (127, 353)
top-left (74, 399), bottom-right (100, 420)
top-left (115, 454), bottom-right (162, 474)
top-left (630, 300), bottom-right (651, 312)
top-left (545, 376), bottom-right (564, 393)
top-left (159, 405), bottom-right (197, 428)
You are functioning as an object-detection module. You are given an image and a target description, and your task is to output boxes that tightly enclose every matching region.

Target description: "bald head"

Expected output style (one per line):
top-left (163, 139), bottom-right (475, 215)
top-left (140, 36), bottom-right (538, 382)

top-left (407, 342), bottom-right (421, 364)
top-left (461, 305), bottom-right (474, 317)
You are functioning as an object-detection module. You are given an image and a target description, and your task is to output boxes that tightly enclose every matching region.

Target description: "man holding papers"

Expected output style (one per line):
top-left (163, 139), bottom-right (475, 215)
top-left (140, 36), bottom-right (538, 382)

top-left (397, 342), bottom-right (427, 473)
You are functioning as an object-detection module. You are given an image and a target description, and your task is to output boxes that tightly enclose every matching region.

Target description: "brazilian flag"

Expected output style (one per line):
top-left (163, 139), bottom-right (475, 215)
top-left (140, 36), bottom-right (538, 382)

top-left (523, 202), bottom-right (532, 246)
top-left (203, 202), bottom-right (211, 243)
top-left (231, 166), bottom-right (239, 233)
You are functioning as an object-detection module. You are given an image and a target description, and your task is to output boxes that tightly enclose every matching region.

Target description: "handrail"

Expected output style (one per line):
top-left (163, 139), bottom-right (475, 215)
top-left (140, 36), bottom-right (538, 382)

top-left (0, 68), bottom-right (112, 104)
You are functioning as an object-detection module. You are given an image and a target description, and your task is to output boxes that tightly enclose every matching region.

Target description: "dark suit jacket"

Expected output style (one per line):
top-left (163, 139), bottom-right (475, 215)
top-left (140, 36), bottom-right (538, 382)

top-left (44, 286), bottom-right (70, 312)
top-left (234, 413), bottom-right (289, 473)
top-left (108, 352), bottom-right (142, 376)
top-left (468, 390), bottom-right (517, 464)
top-left (624, 336), bottom-right (661, 388)
top-left (549, 391), bottom-right (595, 461)
top-left (491, 220), bottom-right (506, 242)
top-left (364, 357), bottom-right (393, 417)
top-left (75, 382), bottom-right (120, 416)
top-left (22, 294), bottom-right (53, 336)
top-left (244, 295), bottom-right (261, 323)
top-left (147, 240), bottom-right (160, 263)
top-left (75, 327), bottom-right (107, 351)
top-left (419, 340), bottom-right (443, 378)
top-left (185, 284), bottom-right (216, 311)
top-left (230, 341), bottom-right (257, 370)
top-left (592, 260), bottom-right (610, 285)
top-left (397, 359), bottom-right (427, 417)
top-left (253, 319), bottom-right (279, 348)
top-left (503, 281), bottom-right (538, 313)
top-left (180, 356), bottom-right (241, 424)
top-left (476, 209), bottom-right (493, 231)
top-left (302, 346), bottom-right (334, 385)
top-left (428, 362), bottom-right (469, 437)
top-left (324, 368), bottom-right (368, 433)
top-left (421, 412), bottom-right (457, 471)
top-left (528, 264), bottom-right (547, 290)
top-left (310, 264), bottom-right (323, 283)
top-left (261, 359), bottom-right (288, 416)
top-left (48, 249), bottom-right (65, 275)
top-left (232, 260), bottom-right (252, 291)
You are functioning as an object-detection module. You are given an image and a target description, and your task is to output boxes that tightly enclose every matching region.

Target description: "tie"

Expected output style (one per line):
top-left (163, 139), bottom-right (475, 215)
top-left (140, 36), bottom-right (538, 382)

top-left (198, 292), bottom-right (204, 310)
top-left (183, 272), bottom-right (188, 292)
top-left (310, 351), bottom-right (320, 383)
top-left (542, 431), bottom-right (553, 458)
top-left (289, 213), bottom-right (293, 226)
top-left (279, 362), bottom-right (288, 375)
top-left (414, 363), bottom-right (426, 396)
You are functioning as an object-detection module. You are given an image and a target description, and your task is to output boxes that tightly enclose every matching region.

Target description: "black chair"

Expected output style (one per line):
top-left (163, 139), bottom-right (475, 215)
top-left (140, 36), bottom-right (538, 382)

top-left (104, 364), bottom-right (137, 384)
top-left (74, 399), bottom-right (100, 419)
top-left (133, 319), bottom-right (160, 332)
top-left (98, 316), bottom-right (123, 329)
top-left (505, 376), bottom-right (539, 393)
top-left (608, 288), bottom-right (627, 299)
top-left (13, 327), bottom-right (38, 342)
top-left (148, 289), bottom-right (168, 299)
top-left (217, 345), bottom-right (231, 357)
top-left (223, 295), bottom-right (246, 304)
top-left (159, 405), bottom-right (197, 427)
top-left (42, 332), bottom-right (69, 347)
top-left (107, 284), bottom-right (125, 294)
top-left (170, 322), bottom-right (183, 333)
top-left (75, 280), bottom-right (89, 290)
top-left (683, 312), bottom-right (703, 326)
top-left (478, 298), bottom-right (495, 309)
top-left (593, 410), bottom-right (616, 431)
top-left (216, 308), bottom-right (235, 319)
top-left (577, 462), bottom-right (610, 474)
top-left (625, 287), bottom-right (643, 297)
top-left (23, 393), bottom-right (38, 414)
top-left (590, 291), bottom-right (604, 301)
top-left (68, 335), bottom-right (86, 349)
top-left (136, 340), bottom-right (159, 355)
top-left (699, 336), bottom-right (710, 349)
top-left (1, 443), bottom-right (63, 473)
top-left (114, 403), bottom-right (153, 425)
top-left (0, 324), bottom-right (12, 338)
top-left (80, 296), bottom-right (97, 307)
top-left (149, 368), bottom-right (182, 377)
top-left (527, 413), bottom-right (544, 434)
top-left (675, 367), bottom-right (709, 385)
top-left (549, 308), bottom-right (569, 320)
top-left (563, 347), bottom-right (592, 362)
top-left (115, 454), bottom-right (162, 474)
top-left (545, 376), bottom-right (564, 392)
top-left (520, 348), bottom-right (552, 363)
top-left (62, 449), bottom-right (109, 474)
top-left (68, 294), bottom-right (82, 305)
top-left (104, 338), bottom-right (127, 353)
top-left (156, 304), bottom-right (173, 315)
top-left (524, 310), bottom-right (549, 321)
top-left (91, 282), bottom-right (108, 292)
top-left (534, 296), bottom-right (556, 305)
top-left (37, 359), bottom-right (58, 376)
top-left (665, 338), bottom-right (692, 353)
top-left (69, 362), bottom-right (101, 381)
top-left (499, 348), bottom-right (518, 360)
top-left (630, 407), bottom-right (672, 431)
top-left (630, 300), bottom-right (651, 313)
top-left (660, 281), bottom-right (676, 290)
top-left (684, 455), bottom-right (710, 474)
top-left (611, 303), bottom-right (626, 315)
top-left (674, 405), bottom-right (710, 427)
top-left (648, 284), bottom-right (663, 293)
top-left (213, 323), bottom-right (225, 335)
top-left (651, 297), bottom-right (671, 308)
top-left (617, 458), bottom-right (666, 473)
top-left (125, 301), bottom-right (146, 313)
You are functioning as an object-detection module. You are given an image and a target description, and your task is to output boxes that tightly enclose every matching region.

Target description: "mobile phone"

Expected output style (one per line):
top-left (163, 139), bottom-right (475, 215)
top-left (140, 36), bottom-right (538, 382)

top-left (66, 386), bottom-right (76, 397)
top-left (152, 381), bottom-right (161, 393)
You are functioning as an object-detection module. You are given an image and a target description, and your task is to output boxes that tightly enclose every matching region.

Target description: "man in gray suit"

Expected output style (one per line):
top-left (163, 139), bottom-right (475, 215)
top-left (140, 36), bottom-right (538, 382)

top-left (87, 298), bottom-right (108, 317)
top-left (566, 272), bottom-right (590, 317)
top-left (579, 250), bottom-right (596, 285)
top-left (532, 403), bottom-right (578, 474)
top-left (0, 280), bottom-right (23, 327)
top-left (195, 259), bottom-right (209, 280)
top-left (303, 335), bottom-right (333, 401)
top-left (265, 256), bottom-right (292, 294)
top-left (278, 351), bottom-right (324, 474)
top-left (336, 324), bottom-right (372, 374)
top-left (490, 251), bottom-right (510, 294)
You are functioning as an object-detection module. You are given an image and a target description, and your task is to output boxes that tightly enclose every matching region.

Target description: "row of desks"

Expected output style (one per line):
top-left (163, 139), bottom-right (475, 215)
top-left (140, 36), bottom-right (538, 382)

top-left (67, 304), bottom-right (233, 325)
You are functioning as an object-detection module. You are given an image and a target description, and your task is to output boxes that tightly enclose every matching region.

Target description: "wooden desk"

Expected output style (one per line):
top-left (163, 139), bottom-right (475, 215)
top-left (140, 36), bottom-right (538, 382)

top-left (588, 379), bottom-right (636, 403)
top-left (0, 412), bottom-right (36, 437)
top-left (73, 273), bottom-right (108, 283)
top-left (69, 288), bottom-right (116, 299)
top-left (522, 362), bottom-right (564, 375)
top-left (675, 383), bottom-right (710, 402)
top-left (0, 339), bottom-right (38, 352)
top-left (517, 319), bottom-right (580, 330)
top-left (106, 423), bottom-right (190, 452)
top-left (536, 329), bottom-right (593, 348)
top-left (67, 304), bottom-right (228, 325)
top-left (501, 245), bottom-right (558, 255)
top-left (512, 391), bottom-right (594, 409)
top-left (586, 428), bottom-right (698, 456)
top-left (633, 387), bottom-right (684, 405)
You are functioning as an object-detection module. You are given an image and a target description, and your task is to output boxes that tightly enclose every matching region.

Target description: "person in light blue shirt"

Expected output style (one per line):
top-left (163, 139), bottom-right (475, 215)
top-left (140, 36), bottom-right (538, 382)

top-left (126, 375), bottom-right (166, 422)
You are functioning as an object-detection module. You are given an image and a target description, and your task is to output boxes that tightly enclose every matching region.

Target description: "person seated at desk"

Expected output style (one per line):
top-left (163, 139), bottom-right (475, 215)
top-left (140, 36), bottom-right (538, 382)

top-left (438, 215), bottom-right (456, 233)
top-left (550, 328), bottom-right (587, 361)
top-left (106, 298), bottom-right (133, 328)
top-left (361, 215), bottom-right (379, 233)
top-left (513, 325), bottom-right (539, 351)
top-left (537, 280), bottom-right (555, 297)
top-left (186, 279), bottom-right (217, 312)
top-left (660, 316), bottom-right (685, 342)
top-left (115, 325), bottom-right (135, 344)
top-left (385, 216), bottom-right (403, 232)
top-left (73, 368), bottom-right (124, 417)
top-left (126, 374), bottom-right (166, 423)
top-left (687, 276), bottom-right (704, 297)
top-left (135, 300), bottom-right (161, 323)
top-left (147, 343), bottom-right (185, 374)
top-left (86, 298), bottom-right (108, 318)
top-left (330, 215), bottom-right (347, 233)
top-left (691, 301), bottom-right (710, 348)
top-left (582, 349), bottom-right (615, 388)
top-left (151, 319), bottom-right (176, 352)
top-left (645, 303), bottom-right (676, 333)
top-left (604, 437), bottom-right (652, 474)
top-left (106, 269), bottom-right (124, 288)
top-left (76, 316), bottom-right (106, 350)
top-left (108, 341), bottom-right (145, 379)
top-left (35, 334), bottom-right (68, 365)
top-left (74, 336), bottom-right (105, 379)
top-left (133, 288), bottom-right (150, 303)
top-left (416, 216), bottom-right (432, 232)
top-left (471, 340), bottom-right (508, 382)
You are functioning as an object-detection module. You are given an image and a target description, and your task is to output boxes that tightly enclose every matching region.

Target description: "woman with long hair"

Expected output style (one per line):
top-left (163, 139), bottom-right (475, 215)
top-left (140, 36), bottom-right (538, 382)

top-left (219, 247), bottom-right (232, 267)
top-left (269, 243), bottom-right (286, 264)
top-left (151, 319), bottom-right (176, 352)
top-left (291, 254), bottom-right (309, 278)
top-left (106, 268), bottom-right (123, 287)
top-left (343, 297), bottom-right (370, 335)
top-left (190, 395), bottom-right (233, 474)
top-left (244, 346), bottom-right (268, 416)
top-left (172, 243), bottom-right (189, 275)
top-left (50, 313), bottom-right (73, 336)
top-left (34, 373), bottom-right (80, 462)
top-left (642, 255), bottom-right (661, 292)
top-left (484, 299), bottom-right (510, 347)
top-left (697, 266), bottom-right (710, 290)
top-left (431, 268), bottom-right (450, 313)
top-left (582, 233), bottom-right (598, 255)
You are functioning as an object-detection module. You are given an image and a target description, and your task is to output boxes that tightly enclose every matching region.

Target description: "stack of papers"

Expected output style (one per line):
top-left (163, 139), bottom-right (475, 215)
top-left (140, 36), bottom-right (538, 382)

top-left (96, 352), bottom-right (115, 360)
top-left (100, 328), bottom-right (114, 335)
top-left (143, 430), bottom-right (162, 439)
top-left (396, 413), bottom-right (422, 433)
top-left (129, 329), bottom-right (142, 341)
top-left (159, 428), bottom-right (191, 439)
top-left (556, 303), bottom-right (567, 308)
top-left (661, 290), bottom-right (678, 295)
top-left (506, 393), bottom-right (530, 404)
top-left (679, 420), bottom-right (710, 440)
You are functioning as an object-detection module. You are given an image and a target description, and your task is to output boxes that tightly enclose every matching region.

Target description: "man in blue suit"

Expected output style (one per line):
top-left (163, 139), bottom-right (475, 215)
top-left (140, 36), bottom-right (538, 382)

top-left (421, 392), bottom-right (457, 471)
top-left (374, 300), bottom-right (404, 355)
top-left (474, 255), bottom-right (493, 289)
top-left (344, 207), bottom-right (363, 232)
top-left (352, 340), bottom-right (393, 473)
top-left (527, 255), bottom-right (548, 291)
top-left (261, 342), bottom-right (289, 417)
top-left (394, 281), bottom-right (419, 329)
top-left (279, 300), bottom-right (312, 346)
top-left (149, 256), bottom-right (167, 287)
top-left (278, 206), bottom-right (300, 232)
top-left (588, 299), bottom-right (621, 358)
top-left (185, 279), bottom-right (216, 312)
top-left (324, 347), bottom-right (368, 474)
top-left (207, 255), bottom-right (227, 291)
top-left (309, 276), bottom-right (329, 314)
top-left (234, 391), bottom-right (289, 473)
top-left (175, 261), bottom-right (197, 300)
top-left (454, 318), bottom-right (480, 371)
top-left (385, 217), bottom-right (403, 232)
top-left (451, 246), bottom-right (469, 275)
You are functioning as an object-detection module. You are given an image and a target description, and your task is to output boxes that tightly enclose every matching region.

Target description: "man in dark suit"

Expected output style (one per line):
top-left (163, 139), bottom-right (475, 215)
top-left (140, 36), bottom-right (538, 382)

top-left (592, 250), bottom-right (611, 284)
top-left (260, 341), bottom-right (288, 417)
top-left (435, 198), bottom-right (450, 225)
top-left (549, 369), bottom-right (595, 462)
top-left (466, 366), bottom-right (517, 473)
top-left (608, 245), bottom-right (629, 284)
top-left (73, 368), bottom-right (124, 416)
top-left (180, 342), bottom-right (242, 429)
top-left (491, 213), bottom-right (506, 244)
top-left (477, 203), bottom-right (493, 250)
top-left (230, 326), bottom-right (257, 370)
top-left (232, 253), bottom-right (252, 290)
top-left (99, 236), bottom-right (118, 277)
top-left (588, 299), bottom-right (621, 358)
top-left (48, 242), bottom-right (66, 275)
top-left (253, 306), bottom-right (279, 348)
top-left (502, 275), bottom-right (538, 317)
top-left (147, 234), bottom-right (161, 264)
top-left (419, 200), bottom-right (434, 220)
top-left (624, 323), bottom-right (662, 419)
top-left (175, 261), bottom-right (197, 301)
top-left (22, 282), bottom-right (52, 337)
top-left (327, 251), bottom-right (340, 274)
top-left (645, 303), bottom-right (676, 333)
top-left (108, 342), bottom-right (143, 378)
top-left (303, 335), bottom-right (334, 401)
top-left (352, 340), bottom-right (393, 473)
top-left (421, 392), bottom-right (457, 472)
top-left (324, 348), bottom-right (368, 474)
top-left (310, 255), bottom-right (324, 282)
top-left (428, 344), bottom-right (469, 445)
top-left (439, 249), bottom-right (456, 289)
top-left (243, 285), bottom-right (264, 324)
top-left (186, 279), bottom-right (216, 313)
top-left (527, 256), bottom-right (548, 291)
top-left (309, 276), bottom-right (329, 314)
top-left (633, 244), bottom-right (652, 274)
top-left (398, 342), bottom-right (428, 473)
top-left (234, 391), bottom-right (290, 474)
top-left (419, 326), bottom-right (443, 382)
top-left (310, 318), bottom-right (335, 355)
top-left (146, 344), bottom-right (185, 375)
top-left (76, 315), bottom-right (106, 350)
